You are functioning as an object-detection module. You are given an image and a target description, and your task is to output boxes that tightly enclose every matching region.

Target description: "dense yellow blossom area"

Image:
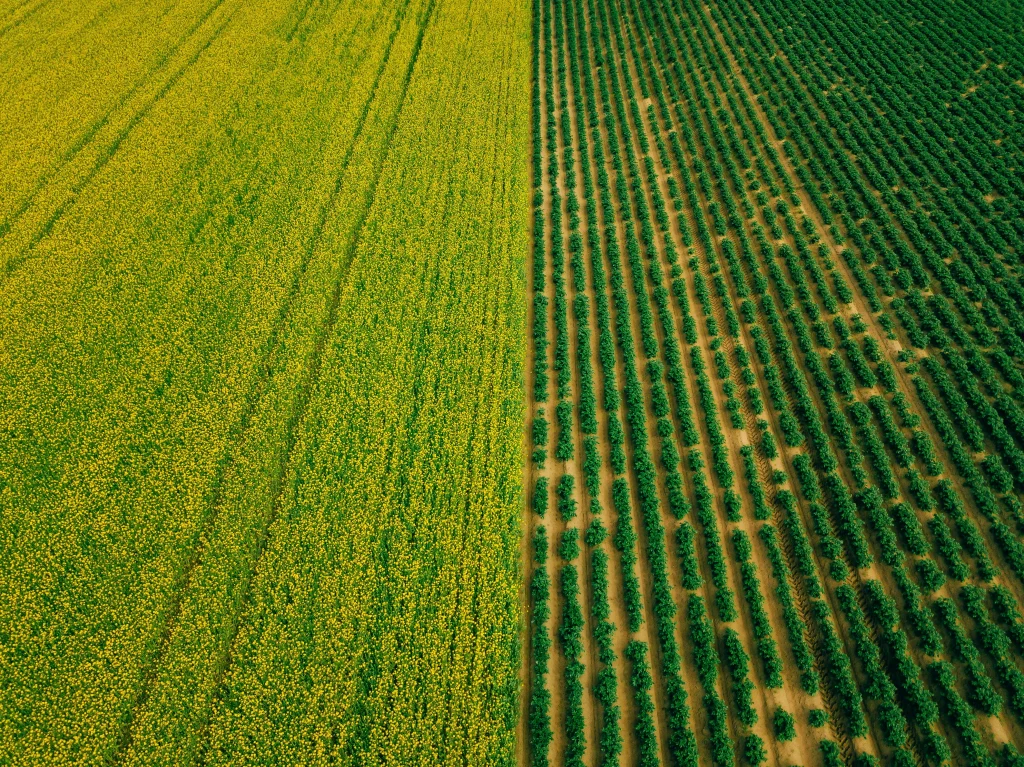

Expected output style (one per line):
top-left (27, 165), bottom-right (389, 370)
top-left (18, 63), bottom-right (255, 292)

top-left (0, 0), bottom-right (529, 763)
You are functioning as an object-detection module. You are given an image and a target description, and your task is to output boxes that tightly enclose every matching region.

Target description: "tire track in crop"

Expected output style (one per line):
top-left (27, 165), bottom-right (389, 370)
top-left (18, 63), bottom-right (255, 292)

top-left (378, 14), bottom-right (520, 755)
top-left (0, 0), bottom-right (48, 38)
top-left (185, 1), bottom-right (437, 759)
top-left (0, 0), bottom-right (232, 237)
top-left (281, 15), bottom-right (517, 753)
top-left (106, 2), bottom-right (422, 762)
top-left (282, 0), bottom-right (319, 41)
top-left (0, 0), bottom-right (36, 22)
top-left (0, 0), bottom-right (244, 281)
top-left (343, 40), bottom-right (510, 754)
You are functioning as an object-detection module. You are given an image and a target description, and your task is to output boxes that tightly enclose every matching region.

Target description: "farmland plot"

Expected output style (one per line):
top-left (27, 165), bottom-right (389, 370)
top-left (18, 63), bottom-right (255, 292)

top-left (4, 0), bottom-right (1024, 763)
top-left (524, 0), bottom-right (1024, 765)
top-left (0, 0), bottom-right (529, 765)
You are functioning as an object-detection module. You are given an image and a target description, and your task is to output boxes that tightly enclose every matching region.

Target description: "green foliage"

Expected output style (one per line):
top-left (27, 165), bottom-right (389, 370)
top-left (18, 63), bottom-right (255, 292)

top-left (556, 474), bottom-right (577, 521)
top-left (772, 707), bottom-right (796, 742)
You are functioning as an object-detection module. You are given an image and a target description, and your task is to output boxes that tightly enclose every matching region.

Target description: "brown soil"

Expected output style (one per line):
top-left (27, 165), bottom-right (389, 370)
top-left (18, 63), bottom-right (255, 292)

top-left (563, 2), bottom-right (644, 760)
top-left (552, 32), bottom-right (601, 767)
top-left (583, 15), bottom-right (677, 765)
top-left (681, 84), bottom-right (879, 767)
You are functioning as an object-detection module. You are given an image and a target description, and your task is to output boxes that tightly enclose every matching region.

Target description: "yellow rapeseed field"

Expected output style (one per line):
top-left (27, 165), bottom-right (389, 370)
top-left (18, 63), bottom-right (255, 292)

top-left (0, 0), bottom-right (529, 763)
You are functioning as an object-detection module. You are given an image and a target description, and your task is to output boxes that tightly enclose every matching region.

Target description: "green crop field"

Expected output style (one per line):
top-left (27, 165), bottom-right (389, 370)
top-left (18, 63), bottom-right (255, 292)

top-left (3, 0), bottom-right (1024, 765)
top-left (523, 0), bottom-right (1024, 766)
